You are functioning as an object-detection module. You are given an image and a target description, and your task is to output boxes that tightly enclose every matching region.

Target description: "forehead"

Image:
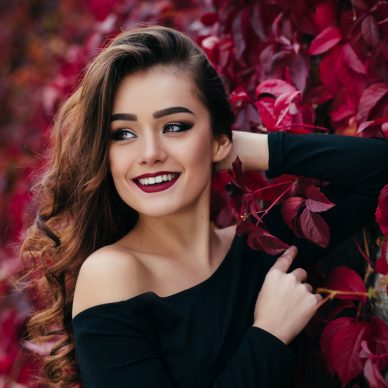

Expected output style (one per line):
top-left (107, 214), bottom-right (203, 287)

top-left (112, 66), bottom-right (207, 115)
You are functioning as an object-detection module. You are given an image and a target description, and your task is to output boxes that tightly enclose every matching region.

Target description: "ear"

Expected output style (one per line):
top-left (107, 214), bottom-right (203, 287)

top-left (212, 134), bottom-right (232, 163)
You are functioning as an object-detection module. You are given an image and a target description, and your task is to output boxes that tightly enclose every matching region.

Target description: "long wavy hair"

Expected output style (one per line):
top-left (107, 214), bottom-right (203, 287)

top-left (13, 24), bottom-right (234, 386)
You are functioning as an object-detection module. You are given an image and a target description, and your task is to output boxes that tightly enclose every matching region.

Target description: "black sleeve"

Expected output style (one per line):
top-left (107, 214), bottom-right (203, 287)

top-left (211, 326), bottom-right (296, 387)
top-left (74, 319), bottom-right (296, 388)
top-left (263, 131), bottom-right (388, 269)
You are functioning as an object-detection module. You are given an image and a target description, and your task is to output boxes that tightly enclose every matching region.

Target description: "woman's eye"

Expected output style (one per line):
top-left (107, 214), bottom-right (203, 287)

top-left (163, 122), bottom-right (193, 133)
top-left (111, 129), bottom-right (136, 141)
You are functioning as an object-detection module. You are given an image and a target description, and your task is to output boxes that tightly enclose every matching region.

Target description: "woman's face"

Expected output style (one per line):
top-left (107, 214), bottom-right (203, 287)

top-left (109, 66), bottom-right (228, 218)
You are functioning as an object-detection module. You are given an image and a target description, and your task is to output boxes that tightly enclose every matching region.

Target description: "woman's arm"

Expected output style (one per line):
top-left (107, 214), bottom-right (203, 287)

top-left (229, 130), bottom-right (388, 269)
top-left (216, 131), bottom-right (269, 172)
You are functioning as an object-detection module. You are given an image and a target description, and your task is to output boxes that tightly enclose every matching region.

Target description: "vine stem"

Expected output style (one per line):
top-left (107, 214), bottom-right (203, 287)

top-left (362, 228), bottom-right (374, 284)
top-left (252, 179), bottom-right (295, 195)
top-left (352, 235), bottom-right (374, 267)
top-left (253, 179), bottom-right (296, 224)
top-left (316, 288), bottom-right (369, 298)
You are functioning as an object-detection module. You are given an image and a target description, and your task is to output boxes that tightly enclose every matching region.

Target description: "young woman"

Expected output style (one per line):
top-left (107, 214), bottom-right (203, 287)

top-left (19, 25), bottom-right (388, 387)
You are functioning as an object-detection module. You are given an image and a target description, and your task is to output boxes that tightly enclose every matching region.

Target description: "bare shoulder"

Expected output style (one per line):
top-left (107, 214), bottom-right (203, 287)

top-left (72, 244), bottom-right (150, 319)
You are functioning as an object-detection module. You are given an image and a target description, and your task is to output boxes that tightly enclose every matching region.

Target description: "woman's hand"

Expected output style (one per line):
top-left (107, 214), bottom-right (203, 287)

top-left (253, 246), bottom-right (324, 345)
top-left (214, 130), bottom-right (269, 172)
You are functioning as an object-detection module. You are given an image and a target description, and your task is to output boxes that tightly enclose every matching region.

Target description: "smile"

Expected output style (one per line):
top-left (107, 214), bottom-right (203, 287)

top-left (133, 172), bottom-right (180, 193)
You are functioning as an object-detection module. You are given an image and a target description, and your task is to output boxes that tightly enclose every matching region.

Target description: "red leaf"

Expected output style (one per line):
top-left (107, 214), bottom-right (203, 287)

top-left (230, 87), bottom-right (252, 108)
top-left (230, 156), bottom-right (248, 191)
top-left (246, 223), bottom-right (290, 255)
top-left (255, 97), bottom-right (276, 131)
top-left (86, 0), bottom-right (117, 21)
top-left (319, 45), bottom-right (342, 94)
top-left (361, 15), bottom-right (380, 48)
top-left (255, 79), bottom-right (296, 99)
top-left (201, 12), bottom-right (219, 26)
top-left (376, 184), bottom-right (388, 237)
top-left (324, 266), bottom-right (367, 303)
top-left (357, 117), bottom-right (388, 138)
top-left (274, 91), bottom-right (302, 128)
top-left (305, 186), bottom-right (336, 212)
top-left (341, 43), bottom-right (367, 74)
top-left (357, 83), bottom-right (388, 123)
top-left (237, 220), bottom-right (289, 255)
top-left (232, 10), bottom-right (246, 61)
top-left (289, 53), bottom-right (309, 92)
top-left (281, 197), bottom-right (305, 229)
top-left (376, 239), bottom-right (388, 275)
top-left (320, 317), bottom-right (368, 385)
top-left (298, 208), bottom-right (330, 247)
top-left (309, 26), bottom-right (342, 55)
top-left (314, 3), bottom-right (337, 31)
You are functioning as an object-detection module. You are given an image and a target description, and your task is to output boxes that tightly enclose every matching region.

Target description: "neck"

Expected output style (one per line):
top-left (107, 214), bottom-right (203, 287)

top-left (124, 184), bottom-right (219, 269)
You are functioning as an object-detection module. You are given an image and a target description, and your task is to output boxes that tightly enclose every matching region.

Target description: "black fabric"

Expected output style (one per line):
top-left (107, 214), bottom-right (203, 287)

top-left (71, 131), bottom-right (388, 388)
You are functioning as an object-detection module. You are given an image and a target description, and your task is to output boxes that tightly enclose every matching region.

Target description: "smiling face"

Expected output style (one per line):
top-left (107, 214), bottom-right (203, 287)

top-left (108, 66), bottom-right (230, 218)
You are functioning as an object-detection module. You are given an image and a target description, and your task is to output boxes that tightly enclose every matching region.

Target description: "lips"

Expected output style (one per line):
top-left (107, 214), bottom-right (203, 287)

top-left (133, 171), bottom-right (181, 193)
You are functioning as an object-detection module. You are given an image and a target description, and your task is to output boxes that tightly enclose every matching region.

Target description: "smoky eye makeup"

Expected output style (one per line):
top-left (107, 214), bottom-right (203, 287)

top-left (110, 129), bottom-right (136, 141)
top-left (163, 121), bottom-right (193, 133)
top-left (110, 120), bottom-right (194, 141)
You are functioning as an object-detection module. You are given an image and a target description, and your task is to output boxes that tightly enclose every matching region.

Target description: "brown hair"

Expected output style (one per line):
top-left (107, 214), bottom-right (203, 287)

top-left (14, 24), bottom-right (234, 386)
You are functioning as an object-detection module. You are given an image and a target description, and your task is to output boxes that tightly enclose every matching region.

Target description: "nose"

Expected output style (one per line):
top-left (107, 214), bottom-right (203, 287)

top-left (139, 131), bottom-right (167, 165)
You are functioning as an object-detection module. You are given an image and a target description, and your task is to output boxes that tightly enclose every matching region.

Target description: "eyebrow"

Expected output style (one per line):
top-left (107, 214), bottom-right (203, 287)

top-left (111, 106), bottom-right (195, 121)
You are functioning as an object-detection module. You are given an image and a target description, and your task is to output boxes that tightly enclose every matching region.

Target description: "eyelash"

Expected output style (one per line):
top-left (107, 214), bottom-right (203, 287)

top-left (111, 122), bottom-right (193, 141)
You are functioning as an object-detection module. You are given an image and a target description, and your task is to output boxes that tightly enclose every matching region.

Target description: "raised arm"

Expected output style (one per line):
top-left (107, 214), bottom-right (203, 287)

top-left (223, 130), bottom-right (388, 269)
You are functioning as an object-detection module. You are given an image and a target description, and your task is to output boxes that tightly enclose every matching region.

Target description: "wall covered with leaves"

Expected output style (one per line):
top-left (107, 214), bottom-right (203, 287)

top-left (1, 0), bottom-right (387, 387)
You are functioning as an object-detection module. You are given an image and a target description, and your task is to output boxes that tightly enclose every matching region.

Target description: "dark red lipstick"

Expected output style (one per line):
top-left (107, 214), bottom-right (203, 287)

top-left (133, 171), bottom-right (180, 193)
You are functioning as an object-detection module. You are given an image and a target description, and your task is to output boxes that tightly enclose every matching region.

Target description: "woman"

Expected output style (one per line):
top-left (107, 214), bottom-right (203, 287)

top-left (18, 25), bottom-right (388, 387)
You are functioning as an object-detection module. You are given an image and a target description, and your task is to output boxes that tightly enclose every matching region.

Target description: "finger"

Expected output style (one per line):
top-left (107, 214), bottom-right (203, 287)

top-left (290, 268), bottom-right (307, 283)
top-left (303, 283), bottom-right (313, 292)
top-left (271, 246), bottom-right (298, 273)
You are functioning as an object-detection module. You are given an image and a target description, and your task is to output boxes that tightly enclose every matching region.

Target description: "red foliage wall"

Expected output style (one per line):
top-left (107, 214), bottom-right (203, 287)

top-left (1, 1), bottom-right (387, 386)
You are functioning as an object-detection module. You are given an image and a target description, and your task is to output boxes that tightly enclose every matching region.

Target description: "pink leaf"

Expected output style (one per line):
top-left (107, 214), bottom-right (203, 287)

top-left (363, 356), bottom-right (388, 388)
top-left (324, 266), bottom-right (367, 303)
top-left (305, 186), bottom-right (336, 212)
top-left (298, 208), bottom-right (330, 247)
top-left (255, 97), bottom-right (277, 130)
top-left (309, 26), bottom-right (342, 55)
top-left (357, 83), bottom-right (388, 123)
top-left (274, 91), bottom-right (302, 128)
top-left (255, 79), bottom-right (297, 99)
top-left (341, 43), bottom-right (367, 74)
top-left (357, 117), bottom-right (388, 138)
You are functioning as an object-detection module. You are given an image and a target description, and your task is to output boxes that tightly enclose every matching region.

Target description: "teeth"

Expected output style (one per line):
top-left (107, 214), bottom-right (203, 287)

top-left (138, 173), bottom-right (178, 186)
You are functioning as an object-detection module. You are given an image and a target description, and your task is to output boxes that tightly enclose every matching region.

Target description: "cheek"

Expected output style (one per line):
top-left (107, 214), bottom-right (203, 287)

top-left (108, 148), bottom-right (129, 182)
top-left (180, 132), bottom-right (213, 176)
